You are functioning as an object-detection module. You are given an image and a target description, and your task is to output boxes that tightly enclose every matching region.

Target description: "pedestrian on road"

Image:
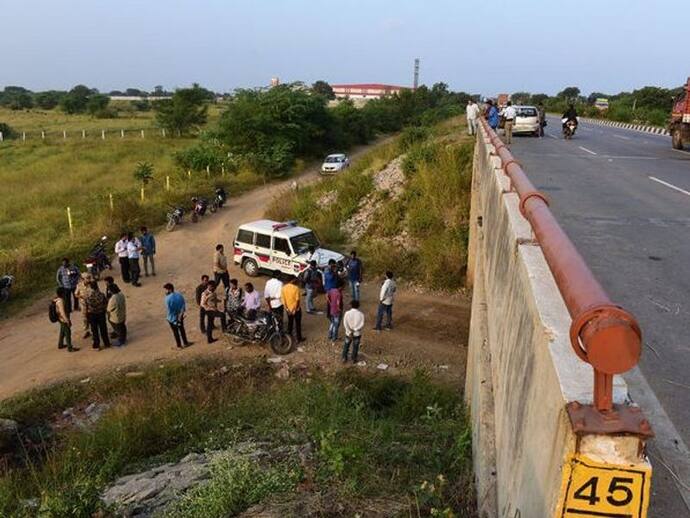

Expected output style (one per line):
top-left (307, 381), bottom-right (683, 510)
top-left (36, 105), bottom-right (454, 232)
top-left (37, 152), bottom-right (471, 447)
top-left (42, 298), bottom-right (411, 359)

top-left (226, 278), bottom-right (243, 315)
top-left (115, 233), bottom-right (130, 283)
top-left (195, 274), bottom-right (211, 333)
top-left (342, 299), bottom-right (364, 363)
top-left (537, 102), bottom-right (546, 137)
top-left (326, 285), bottom-right (343, 343)
top-left (241, 282), bottom-right (260, 320)
top-left (200, 280), bottom-right (227, 344)
top-left (213, 244), bottom-right (230, 291)
top-left (466, 99), bottom-right (480, 136)
top-left (264, 270), bottom-right (284, 325)
top-left (501, 101), bottom-right (517, 144)
top-left (486, 100), bottom-right (500, 130)
top-left (103, 276), bottom-right (120, 339)
top-left (323, 260), bottom-right (339, 292)
top-left (84, 281), bottom-right (111, 350)
top-left (54, 287), bottom-right (78, 352)
top-left (74, 272), bottom-right (94, 338)
top-left (56, 257), bottom-right (80, 313)
top-left (164, 283), bottom-right (192, 349)
top-left (374, 271), bottom-right (396, 331)
top-left (302, 260), bottom-right (320, 313)
top-left (281, 276), bottom-right (304, 343)
top-left (346, 251), bottom-right (363, 302)
top-left (126, 232), bottom-right (142, 287)
top-left (140, 226), bottom-right (156, 277)
top-left (106, 284), bottom-right (127, 346)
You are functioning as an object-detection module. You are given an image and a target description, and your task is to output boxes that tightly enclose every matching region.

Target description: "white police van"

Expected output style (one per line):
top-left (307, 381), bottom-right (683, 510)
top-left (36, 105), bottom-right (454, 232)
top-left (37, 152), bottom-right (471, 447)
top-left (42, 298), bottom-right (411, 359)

top-left (233, 220), bottom-right (344, 277)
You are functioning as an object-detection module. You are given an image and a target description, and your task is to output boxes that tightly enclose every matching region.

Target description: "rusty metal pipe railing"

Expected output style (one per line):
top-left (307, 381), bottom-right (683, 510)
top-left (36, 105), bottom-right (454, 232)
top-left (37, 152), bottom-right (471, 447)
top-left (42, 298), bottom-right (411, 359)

top-left (479, 118), bottom-right (642, 414)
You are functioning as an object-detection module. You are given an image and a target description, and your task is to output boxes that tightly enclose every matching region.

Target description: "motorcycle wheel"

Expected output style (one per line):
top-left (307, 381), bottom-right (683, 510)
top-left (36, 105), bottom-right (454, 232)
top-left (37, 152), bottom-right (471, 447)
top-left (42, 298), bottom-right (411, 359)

top-left (209, 203), bottom-right (217, 213)
top-left (269, 333), bottom-right (293, 355)
top-left (191, 212), bottom-right (199, 223)
top-left (166, 217), bottom-right (177, 232)
top-left (0, 289), bottom-right (9, 303)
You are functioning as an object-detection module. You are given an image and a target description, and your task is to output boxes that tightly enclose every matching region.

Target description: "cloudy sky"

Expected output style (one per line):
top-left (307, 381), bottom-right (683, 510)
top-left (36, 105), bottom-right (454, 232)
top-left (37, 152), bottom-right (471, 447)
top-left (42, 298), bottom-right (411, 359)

top-left (0, 0), bottom-right (683, 96)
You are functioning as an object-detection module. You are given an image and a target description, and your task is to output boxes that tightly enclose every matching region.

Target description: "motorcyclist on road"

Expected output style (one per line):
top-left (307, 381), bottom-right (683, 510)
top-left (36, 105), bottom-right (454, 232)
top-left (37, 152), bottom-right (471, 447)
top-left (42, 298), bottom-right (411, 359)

top-left (562, 104), bottom-right (578, 129)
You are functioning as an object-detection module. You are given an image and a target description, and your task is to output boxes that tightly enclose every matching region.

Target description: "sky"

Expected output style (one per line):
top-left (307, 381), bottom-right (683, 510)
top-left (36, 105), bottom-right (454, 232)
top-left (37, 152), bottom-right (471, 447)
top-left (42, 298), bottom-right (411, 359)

top-left (0, 0), bottom-right (684, 97)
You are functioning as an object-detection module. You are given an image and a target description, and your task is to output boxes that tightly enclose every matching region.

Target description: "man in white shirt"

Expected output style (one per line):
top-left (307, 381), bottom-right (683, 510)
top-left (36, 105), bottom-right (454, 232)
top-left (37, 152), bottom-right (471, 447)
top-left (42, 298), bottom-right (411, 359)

top-left (466, 99), bottom-right (480, 136)
top-left (342, 299), bottom-right (365, 363)
top-left (264, 270), bottom-right (284, 325)
top-left (374, 271), bottom-right (396, 331)
top-left (500, 101), bottom-right (518, 144)
top-left (114, 233), bottom-right (130, 283)
top-left (126, 232), bottom-right (143, 287)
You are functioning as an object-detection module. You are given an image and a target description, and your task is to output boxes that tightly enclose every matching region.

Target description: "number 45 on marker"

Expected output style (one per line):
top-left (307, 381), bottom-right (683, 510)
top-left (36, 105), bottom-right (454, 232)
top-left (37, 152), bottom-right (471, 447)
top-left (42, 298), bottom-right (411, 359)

top-left (558, 455), bottom-right (651, 518)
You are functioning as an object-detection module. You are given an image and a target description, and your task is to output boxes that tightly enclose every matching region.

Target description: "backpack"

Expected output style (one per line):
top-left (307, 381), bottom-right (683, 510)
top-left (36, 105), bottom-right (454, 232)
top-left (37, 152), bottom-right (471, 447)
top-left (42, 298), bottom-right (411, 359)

top-left (48, 301), bottom-right (59, 323)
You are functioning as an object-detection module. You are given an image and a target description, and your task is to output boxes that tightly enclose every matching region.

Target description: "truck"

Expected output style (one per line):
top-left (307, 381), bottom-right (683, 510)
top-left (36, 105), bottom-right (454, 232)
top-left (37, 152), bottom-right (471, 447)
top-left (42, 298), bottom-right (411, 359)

top-left (670, 77), bottom-right (690, 150)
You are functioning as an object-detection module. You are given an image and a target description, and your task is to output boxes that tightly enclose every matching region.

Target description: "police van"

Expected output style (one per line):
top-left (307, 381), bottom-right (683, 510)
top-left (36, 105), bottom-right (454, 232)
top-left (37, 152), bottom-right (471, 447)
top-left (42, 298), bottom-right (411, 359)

top-left (233, 220), bottom-right (344, 277)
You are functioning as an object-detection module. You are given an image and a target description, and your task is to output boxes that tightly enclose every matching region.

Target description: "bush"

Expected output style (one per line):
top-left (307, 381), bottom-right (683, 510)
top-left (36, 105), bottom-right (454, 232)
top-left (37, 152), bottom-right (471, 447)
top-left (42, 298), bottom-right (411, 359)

top-left (175, 141), bottom-right (231, 172)
top-left (0, 122), bottom-right (17, 140)
top-left (398, 126), bottom-right (430, 152)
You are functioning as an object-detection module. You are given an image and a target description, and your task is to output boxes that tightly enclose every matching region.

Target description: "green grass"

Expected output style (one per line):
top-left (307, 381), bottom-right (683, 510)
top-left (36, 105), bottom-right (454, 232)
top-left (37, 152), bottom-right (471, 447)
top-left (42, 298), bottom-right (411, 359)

top-left (0, 358), bottom-right (475, 517)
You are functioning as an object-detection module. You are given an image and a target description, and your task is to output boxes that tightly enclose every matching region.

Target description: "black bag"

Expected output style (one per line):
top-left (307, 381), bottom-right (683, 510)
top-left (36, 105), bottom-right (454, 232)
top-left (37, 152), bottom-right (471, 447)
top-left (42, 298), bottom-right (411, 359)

top-left (48, 301), bottom-right (59, 323)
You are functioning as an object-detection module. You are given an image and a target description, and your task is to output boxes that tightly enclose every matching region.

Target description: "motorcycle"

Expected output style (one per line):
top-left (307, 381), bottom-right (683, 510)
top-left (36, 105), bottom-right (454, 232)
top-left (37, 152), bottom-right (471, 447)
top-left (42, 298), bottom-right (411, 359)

top-left (224, 310), bottom-right (293, 355)
top-left (166, 205), bottom-right (184, 232)
top-left (191, 197), bottom-right (208, 223)
top-left (84, 236), bottom-right (111, 280)
top-left (209, 187), bottom-right (227, 213)
top-left (0, 275), bottom-right (15, 304)
top-left (562, 118), bottom-right (578, 139)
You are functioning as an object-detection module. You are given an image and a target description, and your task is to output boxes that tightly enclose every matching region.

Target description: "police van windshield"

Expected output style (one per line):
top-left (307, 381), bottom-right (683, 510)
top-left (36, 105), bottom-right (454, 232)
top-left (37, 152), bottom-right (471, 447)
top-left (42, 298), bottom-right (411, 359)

top-left (290, 232), bottom-right (321, 254)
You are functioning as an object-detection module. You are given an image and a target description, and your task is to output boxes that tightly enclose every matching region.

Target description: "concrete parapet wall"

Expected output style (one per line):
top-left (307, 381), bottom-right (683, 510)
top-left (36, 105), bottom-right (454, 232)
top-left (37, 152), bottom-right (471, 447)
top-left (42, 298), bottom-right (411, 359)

top-left (465, 124), bottom-right (645, 517)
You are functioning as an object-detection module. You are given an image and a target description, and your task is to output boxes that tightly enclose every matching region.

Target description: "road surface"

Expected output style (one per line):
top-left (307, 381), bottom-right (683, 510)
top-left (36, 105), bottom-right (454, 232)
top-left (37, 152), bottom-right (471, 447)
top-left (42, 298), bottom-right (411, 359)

top-left (508, 117), bottom-right (690, 516)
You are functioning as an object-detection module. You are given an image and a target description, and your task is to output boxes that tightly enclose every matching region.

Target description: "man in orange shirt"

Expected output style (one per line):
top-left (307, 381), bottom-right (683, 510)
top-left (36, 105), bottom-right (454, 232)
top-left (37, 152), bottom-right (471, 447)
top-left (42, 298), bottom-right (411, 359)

top-left (281, 276), bottom-right (305, 343)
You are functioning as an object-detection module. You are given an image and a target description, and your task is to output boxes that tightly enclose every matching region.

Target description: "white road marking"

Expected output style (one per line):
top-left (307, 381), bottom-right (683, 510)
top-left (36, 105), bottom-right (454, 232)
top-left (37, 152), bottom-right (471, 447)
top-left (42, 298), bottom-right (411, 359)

top-left (671, 148), bottom-right (690, 155)
top-left (614, 134), bottom-right (631, 140)
top-left (649, 176), bottom-right (690, 196)
top-left (578, 146), bottom-right (597, 155)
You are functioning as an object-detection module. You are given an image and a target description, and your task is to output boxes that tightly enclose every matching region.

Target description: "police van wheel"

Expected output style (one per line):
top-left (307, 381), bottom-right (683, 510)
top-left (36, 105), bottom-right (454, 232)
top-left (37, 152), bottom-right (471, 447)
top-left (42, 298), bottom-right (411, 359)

top-left (243, 259), bottom-right (259, 277)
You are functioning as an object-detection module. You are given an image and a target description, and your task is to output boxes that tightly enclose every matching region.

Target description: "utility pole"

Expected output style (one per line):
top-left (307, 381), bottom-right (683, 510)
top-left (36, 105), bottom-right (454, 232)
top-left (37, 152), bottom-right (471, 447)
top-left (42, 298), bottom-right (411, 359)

top-left (413, 58), bottom-right (420, 90)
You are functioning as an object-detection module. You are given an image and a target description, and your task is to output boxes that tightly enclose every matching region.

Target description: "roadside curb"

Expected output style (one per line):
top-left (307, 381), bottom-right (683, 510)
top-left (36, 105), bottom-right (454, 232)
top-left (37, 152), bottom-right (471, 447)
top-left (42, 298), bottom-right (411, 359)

top-left (579, 117), bottom-right (670, 136)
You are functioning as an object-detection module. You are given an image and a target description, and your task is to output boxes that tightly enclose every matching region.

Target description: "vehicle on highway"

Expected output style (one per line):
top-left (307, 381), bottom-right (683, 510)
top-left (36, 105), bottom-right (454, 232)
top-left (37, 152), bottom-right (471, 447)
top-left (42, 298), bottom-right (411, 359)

top-left (0, 275), bottom-right (14, 304)
top-left (166, 206), bottom-right (184, 231)
top-left (224, 309), bottom-right (293, 354)
top-left (233, 219), bottom-right (344, 278)
top-left (320, 153), bottom-right (350, 175)
top-left (513, 105), bottom-right (541, 136)
top-left (84, 236), bottom-right (111, 279)
top-left (670, 77), bottom-right (690, 150)
top-left (562, 118), bottom-right (578, 139)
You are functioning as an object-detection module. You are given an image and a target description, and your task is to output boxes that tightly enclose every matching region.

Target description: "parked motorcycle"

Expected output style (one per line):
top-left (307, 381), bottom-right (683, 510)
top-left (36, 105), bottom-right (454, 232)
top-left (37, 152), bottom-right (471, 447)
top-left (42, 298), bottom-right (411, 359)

top-left (166, 205), bottom-right (185, 232)
top-left (209, 187), bottom-right (227, 213)
top-left (84, 236), bottom-right (111, 280)
top-left (562, 118), bottom-right (578, 139)
top-left (190, 197), bottom-right (208, 223)
top-left (224, 310), bottom-right (293, 355)
top-left (0, 275), bottom-right (15, 304)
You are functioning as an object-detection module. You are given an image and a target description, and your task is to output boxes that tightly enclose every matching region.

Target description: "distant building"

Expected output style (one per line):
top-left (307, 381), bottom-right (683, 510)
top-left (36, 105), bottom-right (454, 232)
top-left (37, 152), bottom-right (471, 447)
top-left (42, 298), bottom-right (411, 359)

top-left (271, 77), bottom-right (280, 87)
top-left (331, 83), bottom-right (407, 100)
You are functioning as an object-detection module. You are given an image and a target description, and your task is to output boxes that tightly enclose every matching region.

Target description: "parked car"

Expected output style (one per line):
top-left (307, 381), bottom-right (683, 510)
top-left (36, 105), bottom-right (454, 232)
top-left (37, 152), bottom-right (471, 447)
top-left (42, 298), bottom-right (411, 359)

top-left (320, 153), bottom-right (350, 175)
top-left (233, 219), bottom-right (344, 277)
top-left (513, 105), bottom-right (541, 136)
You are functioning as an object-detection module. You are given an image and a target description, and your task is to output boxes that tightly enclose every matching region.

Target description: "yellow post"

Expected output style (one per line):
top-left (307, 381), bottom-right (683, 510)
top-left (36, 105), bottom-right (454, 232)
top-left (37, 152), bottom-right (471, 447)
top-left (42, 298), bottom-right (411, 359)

top-left (187, 170), bottom-right (191, 179)
top-left (222, 165), bottom-right (225, 176)
top-left (67, 207), bottom-right (73, 237)
top-left (206, 165), bottom-right (210, 177)
top-left (166, 176), bottom-right (170, 191)
top-left (109, 193), bottom-right (114, 211)
top-left (140, 186), bottom-right (145, 202)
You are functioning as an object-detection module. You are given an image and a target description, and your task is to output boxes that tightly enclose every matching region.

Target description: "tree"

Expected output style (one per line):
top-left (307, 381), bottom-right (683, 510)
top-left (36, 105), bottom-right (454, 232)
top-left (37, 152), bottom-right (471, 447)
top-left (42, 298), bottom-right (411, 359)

top-left (511, 91), bottom-right (531, 104)
top-left (87, 94), bottom-right (110, 116)
top-left (60, 85), bottom-right (95, 114)
top-left (557, 86), bottom-right (581, 100)
top-left (125, 88), bottom-right (147, 97)
top-left (154, 87), bottom-right (209, 136)
top-left (311, 80), bottom-right (335, 100)
top-left (587, 92), bottom-right (609, 105)
top-left (133, 162), bottom-right (154, 185)
top-left (530, 93), bottom-right (549, 105)
top-left (0, 86), bottom-right (34, 110)
top-left (34, 90), bottom-right (65, 109)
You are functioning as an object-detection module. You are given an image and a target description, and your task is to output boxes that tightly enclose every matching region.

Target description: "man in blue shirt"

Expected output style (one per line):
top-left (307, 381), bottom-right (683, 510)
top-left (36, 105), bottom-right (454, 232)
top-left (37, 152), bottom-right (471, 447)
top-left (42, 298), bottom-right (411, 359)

top-left (323, 260), bottom-right (340, 292)
top-left (346, 250), bottom-right (363, 302)
top-left (140, 226), bottom-right (156, 277)
top-left (486, 100), bottom-right (500, 130)
top-left (164, 283), bottom-right (192, 348)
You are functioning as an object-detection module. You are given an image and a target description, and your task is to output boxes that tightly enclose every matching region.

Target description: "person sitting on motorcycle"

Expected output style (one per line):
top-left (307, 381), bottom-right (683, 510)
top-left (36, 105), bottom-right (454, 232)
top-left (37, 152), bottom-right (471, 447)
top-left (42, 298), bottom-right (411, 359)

top-left (215, 186), bottom-right (227, 205)
top-left (191, 196), bottom-right (207, 216)
top-left (562, 104), bottom-right (578, 129)
top-left (241, 282), bottom-right (261, 320)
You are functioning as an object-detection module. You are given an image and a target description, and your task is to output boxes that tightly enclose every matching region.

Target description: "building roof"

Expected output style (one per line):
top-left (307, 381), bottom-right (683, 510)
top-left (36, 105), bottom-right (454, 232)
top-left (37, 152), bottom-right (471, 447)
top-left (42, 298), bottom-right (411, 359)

top-left (330, 83), bottom-right (407, 90)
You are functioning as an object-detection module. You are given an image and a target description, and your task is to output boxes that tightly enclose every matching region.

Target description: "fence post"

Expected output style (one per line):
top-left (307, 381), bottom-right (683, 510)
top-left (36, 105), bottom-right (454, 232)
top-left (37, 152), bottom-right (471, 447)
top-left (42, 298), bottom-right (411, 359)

top-left (141, 129), bottom-right (145, 139)
top-left (67, 207), bottom-right (74, 237)
top-left (22, 132), bottom-right (26, 141)
top-left (102, 130), bottom-right (106, 140)
top-left (0, 131), bottom-right (3, 142)
top-left (166, 176), bottom-right (170, 191)
top-left (206, 165), bottom-right (210, 177)
top-left (42, 131), bottom-right (45, 140)
top-left (63, 130), bottom-right (67, 139)
top-left (187, 170), bottom-right (191, 179)
top-left (162, 128), bottom-right (166, 137)
top-left (121, 129), bottom-right (124, 139)
top-left (82, 129), bottom-right (86, 139)
top-left (140, 186), bottom-right (145, 202)
top-left (109, 193), bottom-right (114, 211)
top-left (221, 165), bottom-right (225, 176)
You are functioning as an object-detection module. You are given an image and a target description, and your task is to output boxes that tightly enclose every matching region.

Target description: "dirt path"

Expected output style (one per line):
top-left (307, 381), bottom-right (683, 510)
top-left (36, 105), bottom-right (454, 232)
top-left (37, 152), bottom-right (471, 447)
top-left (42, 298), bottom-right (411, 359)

top-left (0, 141), bottom-right (470, 401)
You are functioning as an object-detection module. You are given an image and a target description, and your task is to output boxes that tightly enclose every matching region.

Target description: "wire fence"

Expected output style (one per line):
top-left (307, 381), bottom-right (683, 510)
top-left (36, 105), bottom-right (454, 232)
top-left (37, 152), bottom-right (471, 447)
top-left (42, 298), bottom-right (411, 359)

top-left (0, 127), bottom-right (169, 142)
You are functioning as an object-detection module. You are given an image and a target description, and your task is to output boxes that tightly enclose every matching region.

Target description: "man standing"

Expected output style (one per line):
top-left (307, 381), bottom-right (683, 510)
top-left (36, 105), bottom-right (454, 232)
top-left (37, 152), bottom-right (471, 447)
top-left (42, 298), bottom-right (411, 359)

top-left (537, 102), bottom-right (546, 137)
top-left (226, 279), bottom-right (243, 314)
top-left (164, 283), bottom-right (192, 349)
top-left (200, 280), bottom-right (227, 344)
top-left (114, 233), bottom-right (130, 283)
top-left (213, 244), bottom-right (230, 291)
top-left (326, 285), bottom-right (343, 343)
top-left (264, 270), bottom-right (284, 324)
top-left (140, 226), bottom-right (156, 277)
top-left (346, 251), bottom-right (363, 302)
top-left (106, 284), bottom-right (127, 346)
top-left (342, 300), bottom-right (364, 363)
top-left (323, 260), bottom-right (339, 292)
top-left (84, 282), bottom-right (111, 350)
top-left (501, 101), bottom-right (517, 145)
top-left (486, 100), bottom-right (500, 130)
top-left (126, 232), bottom-right (142, 287)
top-left (54, 287), bottom-right (78, 352)
top-left (281, 276), bottom-right (304, 343)
top-left (466, 99), bottom-right (480, 136)
top-left (56, 257), bottom-right (80, 313)
top-left (74, 272), bottom-right (94, 338)
top-left (195, 275), bottom-right (211, 333)
top-left (302, 260), bottom-right (320, 314)
top-left (374, 271), bottom-right (396, 331)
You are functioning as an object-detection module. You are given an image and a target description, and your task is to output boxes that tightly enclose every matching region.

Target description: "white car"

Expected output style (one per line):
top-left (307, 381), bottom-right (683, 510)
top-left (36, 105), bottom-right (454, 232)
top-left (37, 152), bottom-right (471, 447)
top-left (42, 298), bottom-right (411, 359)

top-left (233, 220), bottom-right (344, 278)
top-left (320, 153), bottom-right (350, 175)
top-left (513, 105), bottom-right (541, 136)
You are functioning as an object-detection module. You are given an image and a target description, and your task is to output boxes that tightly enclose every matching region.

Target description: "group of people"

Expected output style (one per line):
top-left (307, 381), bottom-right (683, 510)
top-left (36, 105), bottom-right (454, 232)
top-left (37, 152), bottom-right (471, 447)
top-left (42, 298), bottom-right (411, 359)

top-left (114, 227), bottom-right (156, 287)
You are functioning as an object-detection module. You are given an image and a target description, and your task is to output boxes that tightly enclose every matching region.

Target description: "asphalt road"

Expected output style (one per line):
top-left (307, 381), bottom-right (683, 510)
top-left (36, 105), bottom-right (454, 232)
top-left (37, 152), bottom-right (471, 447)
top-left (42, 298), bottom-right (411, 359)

top-left (508, 118), bottom-right (690, 516)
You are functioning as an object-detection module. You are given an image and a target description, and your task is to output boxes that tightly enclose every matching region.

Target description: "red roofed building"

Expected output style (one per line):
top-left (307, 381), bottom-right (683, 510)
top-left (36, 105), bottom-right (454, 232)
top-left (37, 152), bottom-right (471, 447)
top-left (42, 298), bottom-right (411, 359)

top-left (331, 83), bottom-right (407, 100)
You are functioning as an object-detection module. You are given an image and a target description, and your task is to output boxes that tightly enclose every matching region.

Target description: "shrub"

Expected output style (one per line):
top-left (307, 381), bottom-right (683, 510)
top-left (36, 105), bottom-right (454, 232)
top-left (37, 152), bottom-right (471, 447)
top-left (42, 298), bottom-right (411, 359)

top-left (398, 126), bottom-right (430, 152)
top-left (0, 122), bottom-right (17, 140)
